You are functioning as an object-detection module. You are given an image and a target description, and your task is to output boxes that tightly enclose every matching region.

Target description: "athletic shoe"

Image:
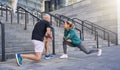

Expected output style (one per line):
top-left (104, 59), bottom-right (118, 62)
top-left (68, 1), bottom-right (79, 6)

top-left (44, 54), bottom-right (54, 59)
top-left (15, 53), bottom-right (22, 66)
top-left (97, 49), bottom-right (102, 56)
top-left (60, 54), bottom-right (68, 59)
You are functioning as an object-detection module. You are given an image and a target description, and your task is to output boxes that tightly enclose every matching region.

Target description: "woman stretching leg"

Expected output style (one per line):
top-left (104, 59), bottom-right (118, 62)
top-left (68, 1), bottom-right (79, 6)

top-left (60, 21), bottom-right (102, 58)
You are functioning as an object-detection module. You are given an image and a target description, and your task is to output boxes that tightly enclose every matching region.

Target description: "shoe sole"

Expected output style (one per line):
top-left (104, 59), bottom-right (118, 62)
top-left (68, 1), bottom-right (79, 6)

top-left (15, 54), bottom-right (20, 66)
top-left (60, 57), bottom-right (68, 59)
top-left (44, 55), bottom-right (55, 60)
top-left (97, 49), bottom-right (102, 56)
top-left (44, 57), bottom-right (54, 59)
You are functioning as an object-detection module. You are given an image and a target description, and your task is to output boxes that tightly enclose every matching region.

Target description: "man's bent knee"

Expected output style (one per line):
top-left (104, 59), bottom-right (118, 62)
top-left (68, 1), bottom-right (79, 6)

top-left (35, 57), bottom-right (41, 61)
top-left (34, 52), bottom-right (42, 61)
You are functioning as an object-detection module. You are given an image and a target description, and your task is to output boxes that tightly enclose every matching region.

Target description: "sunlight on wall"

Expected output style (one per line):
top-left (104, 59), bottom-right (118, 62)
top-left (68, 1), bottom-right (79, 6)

top-left (117, 0), bottom-right (120, 44)
top-left (10, 0), bottom-right (18, 13)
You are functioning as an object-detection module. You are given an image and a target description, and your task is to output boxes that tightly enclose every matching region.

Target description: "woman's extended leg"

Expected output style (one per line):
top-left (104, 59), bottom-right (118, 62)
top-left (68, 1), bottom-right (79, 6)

top-left (78, 45), bottom-right (102, 56)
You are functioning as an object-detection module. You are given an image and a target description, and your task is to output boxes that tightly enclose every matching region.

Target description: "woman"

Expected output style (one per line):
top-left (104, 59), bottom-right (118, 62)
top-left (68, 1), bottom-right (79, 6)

top-left (60, 21), bottom-right (102, 58)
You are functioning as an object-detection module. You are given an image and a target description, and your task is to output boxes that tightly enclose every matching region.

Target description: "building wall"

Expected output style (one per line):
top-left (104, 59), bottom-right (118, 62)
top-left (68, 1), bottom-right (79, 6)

top-left (51, 0), bottom-right (118, 44)
top-left (0, 0), bottom-right (43, 12)
top-left (66, 0), bottom-right (82, 6)
top-left (117, 0), bottom-right (120, 44)
top-left (52, 0), bottom-right (118, 33)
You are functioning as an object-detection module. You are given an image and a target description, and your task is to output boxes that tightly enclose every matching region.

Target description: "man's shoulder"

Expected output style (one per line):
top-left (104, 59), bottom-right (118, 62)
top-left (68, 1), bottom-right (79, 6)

top-left (36, 20), bottom-right (49, 25)
top-left (41, 20), bottom-right (49, 23)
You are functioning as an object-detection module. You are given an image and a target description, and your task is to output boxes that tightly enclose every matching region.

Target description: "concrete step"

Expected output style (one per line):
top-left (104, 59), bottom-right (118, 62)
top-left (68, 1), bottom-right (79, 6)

top-left (0, 7), bottom-right (115, 60)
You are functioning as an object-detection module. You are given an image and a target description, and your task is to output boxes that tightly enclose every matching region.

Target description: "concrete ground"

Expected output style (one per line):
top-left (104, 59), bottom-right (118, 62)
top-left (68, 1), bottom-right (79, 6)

top-left (0, 46), bottom-right (120, 70)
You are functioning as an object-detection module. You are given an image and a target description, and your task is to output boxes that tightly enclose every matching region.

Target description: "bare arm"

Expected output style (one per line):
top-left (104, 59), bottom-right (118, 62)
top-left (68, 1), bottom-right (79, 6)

top-left (46, 27), bottom-right (52, 38)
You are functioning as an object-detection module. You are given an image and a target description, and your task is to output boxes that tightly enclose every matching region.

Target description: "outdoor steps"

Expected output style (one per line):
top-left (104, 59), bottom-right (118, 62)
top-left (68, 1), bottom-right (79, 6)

top-left (0, 23), bottom-right (102, 60)
top-left (0, 10), bottom-right (114, 60)
top-left (0, 11), bottom-right (38, 25)
top-left (51, 0), bottom-right (117, 35)
top-left (53, 26), bottom-right (113, 53)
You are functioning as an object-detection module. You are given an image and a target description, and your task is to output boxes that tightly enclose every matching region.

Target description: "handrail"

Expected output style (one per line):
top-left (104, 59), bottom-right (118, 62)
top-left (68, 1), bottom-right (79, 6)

top-left (72, 19), bottom-right (100, 48)
top-left (36, 12), bottom-right (88, 52)
top-left (36, 12), bottom-right (66, 54)
top-left (73, 18), bottom-right (117, 45)
top-left (17, 6), bottom-right (42, 30)
top-left (56, 14), bottom-right (116, 35)
top-left (55, 14), bottom-right (100, 48)
top-left (17, 6), bottom-right (41, 20)
top-left (55, 14), bottom-right (113, 47)
top-left (0, 2), bottom-right (12, 11)
top-left (75, 28), bottom-right (82, 39)
top-left (0, 2), bottom-right (13, 23)
top-left (17, 6), bottom-right (58, 54)
top-left (0, 21), bottom-right (6, 61)
top-left (56, 14), bottom-right (116, 34)
top-left (57, 14), bottom-right (71, 20)
top-left (83, 20), bottom-right (117, 34)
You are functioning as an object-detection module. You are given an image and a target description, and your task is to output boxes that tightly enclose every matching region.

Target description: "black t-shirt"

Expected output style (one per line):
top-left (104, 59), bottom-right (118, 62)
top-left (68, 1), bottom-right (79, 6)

top-left (32, 20), bottom-right (51, 41)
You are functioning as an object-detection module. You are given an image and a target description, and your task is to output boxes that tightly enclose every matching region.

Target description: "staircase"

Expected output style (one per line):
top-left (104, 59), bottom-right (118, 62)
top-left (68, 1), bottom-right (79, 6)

top-left (51, 0), bottom-right (118, 45)
top-left (0, 3), bottom-right (116, 61)
top-left (51, 0), bottom-right (117, 33)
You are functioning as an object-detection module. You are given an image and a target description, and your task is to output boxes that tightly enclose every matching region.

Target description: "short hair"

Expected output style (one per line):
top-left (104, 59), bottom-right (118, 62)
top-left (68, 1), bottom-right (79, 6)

top-left (43, 14), bottom-right (50, 18)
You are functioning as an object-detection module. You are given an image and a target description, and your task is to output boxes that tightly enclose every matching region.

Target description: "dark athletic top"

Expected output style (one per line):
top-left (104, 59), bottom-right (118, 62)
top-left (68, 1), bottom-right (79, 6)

top-left (32, 20), bottom-right (51, 41)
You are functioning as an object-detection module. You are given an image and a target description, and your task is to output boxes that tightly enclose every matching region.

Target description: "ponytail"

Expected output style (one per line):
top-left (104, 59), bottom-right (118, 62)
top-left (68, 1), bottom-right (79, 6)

top-left (70, 23), bottom-right (75, 29)
top-left (66, 21), bottom-right (75, 29)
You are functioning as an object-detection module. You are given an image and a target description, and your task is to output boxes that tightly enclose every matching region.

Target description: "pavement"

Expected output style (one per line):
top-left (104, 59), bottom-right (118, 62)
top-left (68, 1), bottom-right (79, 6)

top-left (0, 46), bottom-right (120, 70)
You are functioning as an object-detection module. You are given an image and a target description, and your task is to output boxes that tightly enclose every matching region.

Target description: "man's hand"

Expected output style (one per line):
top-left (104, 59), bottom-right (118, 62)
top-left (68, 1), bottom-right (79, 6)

top-left (45, 34), bottom-right (53, 40)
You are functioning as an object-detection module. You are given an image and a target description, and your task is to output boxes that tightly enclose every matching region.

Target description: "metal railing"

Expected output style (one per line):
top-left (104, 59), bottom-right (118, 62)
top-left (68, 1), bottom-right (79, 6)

top-left (17, 6), bottom-right (58, 55)
top-left (55, 14), bottom-right (117, 47)
top-left (44, 12), bottom-right (65, 54)
top-left (54, 14), bottom-right (106, 47)
top-left (33, 11), bottom-right (86, 53)
top-left (71, 19), bottom-right (100, 48)
top-left (75, 28), bottom-right (82, 40)
top-left (0, 2), bottom-right (13, 24)
top-left (72, 19), bottom-right (111, 47)
top-left (17, 6), bottom-right (41, 30)
top-left (54, 14), bottom-right (100, 48)
top-left (83, 20), bottom-right (118, 45)
top-left (0, 21), bottom-right (5, 61)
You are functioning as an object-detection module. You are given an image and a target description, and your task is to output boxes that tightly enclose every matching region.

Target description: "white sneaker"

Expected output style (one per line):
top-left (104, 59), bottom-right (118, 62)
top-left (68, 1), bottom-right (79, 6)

top-left (97, 49), bottom-right (102, 56)
top-left (60, 54), bottom-right (68, 59)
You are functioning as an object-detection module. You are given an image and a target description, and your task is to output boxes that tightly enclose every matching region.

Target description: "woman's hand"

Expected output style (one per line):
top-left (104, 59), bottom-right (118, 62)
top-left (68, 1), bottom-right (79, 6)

top-left (66, 39), bottom-right (72, 42)
top-left (63, 36), bottom-right (71, 42)
top-left (63, 36), bottom-right (66, 40)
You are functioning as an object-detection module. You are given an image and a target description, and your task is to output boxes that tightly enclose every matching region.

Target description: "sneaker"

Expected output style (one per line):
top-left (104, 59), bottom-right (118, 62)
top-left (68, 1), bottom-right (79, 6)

top-left (97, 49), bottom-right (102, 56)
top-left (15, 53), bottom-right (22, 66)
top-left (60, 54), bottom-right (68, 59)
top-left (44, 54), bottom-right (54, 59)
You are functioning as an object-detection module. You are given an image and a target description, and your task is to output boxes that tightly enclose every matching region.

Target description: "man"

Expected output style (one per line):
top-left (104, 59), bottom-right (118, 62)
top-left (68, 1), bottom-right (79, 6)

top-left (44, 19), bottom-right (54, 59)
top-left (15, 14), bottom-right (52, 66)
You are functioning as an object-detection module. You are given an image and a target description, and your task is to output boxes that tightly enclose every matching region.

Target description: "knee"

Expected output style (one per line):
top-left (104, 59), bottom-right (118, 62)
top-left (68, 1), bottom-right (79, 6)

top-left (35, 57), bottom-right (41, 61)
top-left (34, 55), bottom-right (41, 61)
